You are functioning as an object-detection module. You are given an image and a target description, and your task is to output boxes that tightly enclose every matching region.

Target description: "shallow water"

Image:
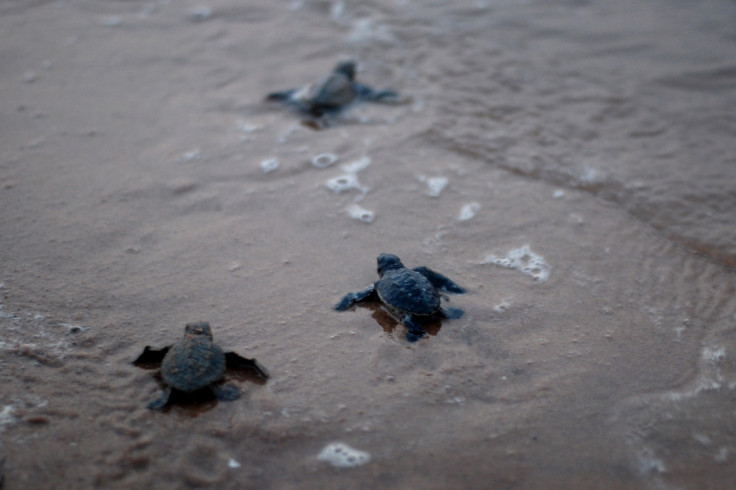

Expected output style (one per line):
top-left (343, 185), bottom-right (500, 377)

top-left (1, 0), bottom-right (735, 488)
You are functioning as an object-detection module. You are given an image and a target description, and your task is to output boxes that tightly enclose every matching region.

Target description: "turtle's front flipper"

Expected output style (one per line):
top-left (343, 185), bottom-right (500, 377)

top-left (334, 284), bottom-right (377, 311)
top-left (353, 83), bottom-right (401, 103)
top-left (225, 353), bottom-right (269, 382)
top-left (440, 306), bottom-right (464, 320)
top-left (133, 345), bottom-right (170, 368)
top-left (211, 384), bottom-right (240, 402)
top-left (413, 267), bottom-right (466, 294)
top-left (266, 89), bottom-right (297, 102)
top-left (147, 387), bottom-right (172, 410)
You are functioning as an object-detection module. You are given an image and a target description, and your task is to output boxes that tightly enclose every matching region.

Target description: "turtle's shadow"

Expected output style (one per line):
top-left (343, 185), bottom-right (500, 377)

top-left (263, 104), bottom-right (365, 131)
top-left (355, 302), bottom-right (442, 343)
top-left (133, 348), bottom-right (268, 415)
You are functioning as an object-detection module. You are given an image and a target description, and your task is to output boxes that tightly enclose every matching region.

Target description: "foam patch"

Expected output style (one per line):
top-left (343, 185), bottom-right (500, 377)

top-left (346, 204), bottom-right (375, 223)
top-left (317, 442), bottom-right (371, 468)
top-left (483, 245), bottom-right (551, 282)
top-left (326, 174), bottom-right (363, 193)
top-left (458, 202), bottom-right (480, 221)
top-left (312, 153), bottom-right (339, 168)
top-left (418, 176), bottom-right (448, 197)
top-left (260, 158), bottom-right (279, 173)
top-left (341, 156), bottom-right (371, 174)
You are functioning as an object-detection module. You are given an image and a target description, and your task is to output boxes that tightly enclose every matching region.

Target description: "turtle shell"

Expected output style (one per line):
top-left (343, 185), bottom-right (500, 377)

top-left (160, 334), bottom-right (226, 393)
top-left (376, 269), bottom-right (441, 316)
top-left (310, 72), bottom-right (356, 110)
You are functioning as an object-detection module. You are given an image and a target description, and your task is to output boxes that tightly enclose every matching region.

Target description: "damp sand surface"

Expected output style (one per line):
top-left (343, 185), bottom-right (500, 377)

top-left (1, 0), bottom-right (736, 488)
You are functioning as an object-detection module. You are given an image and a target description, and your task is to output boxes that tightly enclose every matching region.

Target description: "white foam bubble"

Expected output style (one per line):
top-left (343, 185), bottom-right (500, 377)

top-left (22, 72), bottom-right (38, 83)
top-left (278, 125), bottom-right (302, 143)
top-left (189, 7), bottom-right (213, 22)
top-left (346, 204), bottom-right (374, 223)
top-left (317, 442), bottom-right (371, 468)
top-left (138, 4), bottom-right (157, 18)
top-left (553, 189), bottom-right (565, 198)
top-left (458, 202), bottom-right (481, 221)
top-left (0, 405), bottom-right (17, 433)
top-left (228, 458), bottom-right (241, 468)
top-left (580, 167), bottom-right (600, 182)
top-left (419, 176), bottom-right (448, 197)
top-left (0, 305), bottom-right (17, 320)
top-left (483, 245), bottom-right (551, 282)
top-left (326, 157), bottom-right (371, 194)
top-left (692, 432), bottom-right (711, 445)
top-left (326, 174), bottom-right (363, 194)
top-left (260, 157), bottom-right (279, 174)
top-left (636, 449), bottom-right (666, 474)
top-left (312, 153), bottom-right (339, 168)
top-left (330, 1), bottom-right (345, 21)
top-left (347, 18), bottom-right (395, 43)
top-left (341, 156), bottom-right (371, 174)
top-left (181, 149), bottom-right (200, 162)
top-left (715, 447), bottom-right (729, 462)
top-left (493, 298), bottom-right (512, 313)
top-left (703, 346), bottom-right (726, 363)
top-left (237, 120), bottom-right (263, 134)
top-left (103, 17), bottom-right (122, 27)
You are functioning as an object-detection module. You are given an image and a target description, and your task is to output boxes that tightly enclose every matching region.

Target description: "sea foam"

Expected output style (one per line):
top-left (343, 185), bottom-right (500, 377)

top-left (483, 245), bottom-right (551, 282)
top-left (317, 442), bottom-right (371, 468)
top-left (346, 204), bottom-right (374, 223)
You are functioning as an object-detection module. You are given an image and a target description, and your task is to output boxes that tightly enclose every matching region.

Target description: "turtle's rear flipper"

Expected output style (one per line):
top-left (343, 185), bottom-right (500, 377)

top-left (225, 352), bottom-right (269, 383)
top-left (133, 346), bottom-right (171, 368)
top-left (403, 315), bottom-right (426, 343)
top-left (307, 104), bottom-right (330, 119)
top-left (371, 90), bottom-right (401, 102)
top-left (413, 267), bottom-right (466, 294)
top-left (403, 315), bottom-right (426, 335)
top-left (440, 306), bottom-right (464, 320)
top-left (147, 387), bottom-right (172, 410)
top-left (335, 284), bottom-right (377, 311)
top-left (212, 384), bottom-right (240, 402)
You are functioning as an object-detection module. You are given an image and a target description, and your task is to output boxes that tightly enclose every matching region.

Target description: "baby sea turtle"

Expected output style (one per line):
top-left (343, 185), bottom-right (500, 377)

top-left (266, 60), bottom-right (400, 120)
top-left (335, 253), bottom-right (466, 339)
top-left (133, 322), bottom-right (268, 410)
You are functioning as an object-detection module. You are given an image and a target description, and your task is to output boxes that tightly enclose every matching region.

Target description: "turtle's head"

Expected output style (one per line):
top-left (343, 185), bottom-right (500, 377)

top-left (377, 253), bottom-right (404, 277)
top-left (334, 60), bottom-right (356, 81)
top-left (184, 321), bottom-right (213, 340)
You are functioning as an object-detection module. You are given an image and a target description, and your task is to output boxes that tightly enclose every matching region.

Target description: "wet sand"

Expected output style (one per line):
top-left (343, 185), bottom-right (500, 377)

top-left (1, 0), bottom-right (736, 488)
